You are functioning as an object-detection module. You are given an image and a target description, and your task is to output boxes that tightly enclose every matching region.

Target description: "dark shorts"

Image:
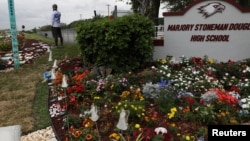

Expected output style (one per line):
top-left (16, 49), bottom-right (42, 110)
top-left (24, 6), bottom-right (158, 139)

top-left (52, 27), bottom-right (62, 38)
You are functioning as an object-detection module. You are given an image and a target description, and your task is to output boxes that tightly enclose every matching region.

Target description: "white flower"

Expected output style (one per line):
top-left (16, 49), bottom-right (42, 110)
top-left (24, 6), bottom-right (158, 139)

top-left (167, 73), bottom-right (171, 77)
top-left (241, 98), bottom-right (247, 103)
top-left (241, 104), bottom-right (249, 109)
top-left (154, 127), bottom-right (167, 134)
top-left (58, 96), bottom-right (63, 101)
top-left (79, 114), bottom-right (83, 117)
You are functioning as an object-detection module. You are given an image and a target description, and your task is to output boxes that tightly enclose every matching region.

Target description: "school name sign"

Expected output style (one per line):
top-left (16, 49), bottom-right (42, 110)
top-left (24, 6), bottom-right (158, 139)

top-left (153, 0), bottom-right (250, 62)
top-left (167, 23), bottom-right (250, 42)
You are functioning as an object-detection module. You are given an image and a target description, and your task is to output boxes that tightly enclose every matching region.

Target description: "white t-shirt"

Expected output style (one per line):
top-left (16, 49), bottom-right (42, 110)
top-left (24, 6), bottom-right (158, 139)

top-left (51, 10), bottom-right (61, 27)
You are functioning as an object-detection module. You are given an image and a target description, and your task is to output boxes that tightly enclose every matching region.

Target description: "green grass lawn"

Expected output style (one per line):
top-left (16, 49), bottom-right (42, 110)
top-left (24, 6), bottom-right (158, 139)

top-left (0, 33), bottom-right (80, 135)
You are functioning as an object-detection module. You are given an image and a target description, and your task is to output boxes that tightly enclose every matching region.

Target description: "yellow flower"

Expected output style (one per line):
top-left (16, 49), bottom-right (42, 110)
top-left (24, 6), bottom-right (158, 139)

top-left (85, 122), bottom-right (91, 128)
top-left (109, 133), bottom-right (120, 140)
top-left (121, 91), bottom-right (130, 98)
top-left (220, 112), bottom-right (226, 117)
top-left (208, 58), bottom-right (214, 64)
top-left (140, 96), bottom-right (144, 101)
top-left (110, 84), bottom-right (114, 90)
top-left (161, 59), bottom-right (167, 64)
top-left (168, 113), bottom-right (174, 119)
top-left (170, 123), bottom-right (176, 127)
top-left (157, 58), bottom-right (167, 64)
top-left (94, 96), bottom-right (100, 100)
top-left (167, 107), bottom-right (177, 119)
top-left (185, 135), bottom-right (190, 140)
top-left (135, 124), bottom-right (140, 129)
top-left (170, 107), bottom-right (177, 112)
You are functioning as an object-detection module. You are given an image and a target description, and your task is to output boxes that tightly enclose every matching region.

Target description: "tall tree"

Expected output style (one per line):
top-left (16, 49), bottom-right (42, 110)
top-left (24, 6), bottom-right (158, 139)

top-left (117, 0), bottom-right (161, 24)
top-left (162, 0), bottom-right (250, 12)
top-left (116, 0), bottom-right (249, 25)
top-left (161, 0), bottom-right (194, 12)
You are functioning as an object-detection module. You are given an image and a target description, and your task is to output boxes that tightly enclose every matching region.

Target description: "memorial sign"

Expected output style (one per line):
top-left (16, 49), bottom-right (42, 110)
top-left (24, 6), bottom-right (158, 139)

top-left (154, 0), bottom-right (250, 62)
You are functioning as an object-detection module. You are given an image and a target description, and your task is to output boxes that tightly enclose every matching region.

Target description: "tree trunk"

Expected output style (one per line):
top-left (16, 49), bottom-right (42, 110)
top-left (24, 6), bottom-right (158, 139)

top-left (131, 0), bottom-right (161, 24)
top-left (149, 0), bottom-right (161, 25)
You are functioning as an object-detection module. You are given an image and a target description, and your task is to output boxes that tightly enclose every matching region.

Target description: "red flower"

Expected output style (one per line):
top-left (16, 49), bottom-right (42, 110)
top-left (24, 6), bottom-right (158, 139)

top-left (182, 96), bottom-right (196, 104)
top-left (67, 83), bottom-right (85, 94)
top-left (227, 59), bottom-right (234, 64)
top-left (228, 85), bottom-right (240, 93)
top-left (69, 95), bottom-right (76, 102)
top-left (133, 127), bottom-right (155, 141)
top-left (211, 88), bottom-right (238, 105)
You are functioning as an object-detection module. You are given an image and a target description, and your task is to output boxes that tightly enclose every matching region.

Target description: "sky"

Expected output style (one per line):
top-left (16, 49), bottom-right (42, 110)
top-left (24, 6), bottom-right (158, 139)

top-left (0, 0), bottom-right (130, 30)
top-left (0, 0), bottom-right (166, 31)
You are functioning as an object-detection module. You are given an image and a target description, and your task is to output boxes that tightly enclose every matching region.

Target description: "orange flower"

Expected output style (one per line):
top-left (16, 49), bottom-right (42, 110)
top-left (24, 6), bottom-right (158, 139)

top-left (54, 69), bottom-right (63, 85)
top-left (73, 70), bottom-right (89, 82)
top-left (73, 130), bottom-right (82, 138)
top-left (144, 116), bottom-right (150, 122)
top-left (230, 118), bottom-right (238, 124)
top-left (183, 106), bottom-right (190, 113)
top-left (85, 133), bottom-right (93, 140)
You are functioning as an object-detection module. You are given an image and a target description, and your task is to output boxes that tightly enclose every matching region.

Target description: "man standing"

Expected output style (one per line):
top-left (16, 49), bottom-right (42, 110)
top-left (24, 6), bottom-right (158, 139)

top-left (51, 4), bottom-right (63, 47)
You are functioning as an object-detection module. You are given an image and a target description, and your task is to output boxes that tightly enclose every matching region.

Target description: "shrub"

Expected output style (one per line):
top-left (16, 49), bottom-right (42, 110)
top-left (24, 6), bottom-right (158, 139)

top-left (76, 14), bottom-right (155, 73)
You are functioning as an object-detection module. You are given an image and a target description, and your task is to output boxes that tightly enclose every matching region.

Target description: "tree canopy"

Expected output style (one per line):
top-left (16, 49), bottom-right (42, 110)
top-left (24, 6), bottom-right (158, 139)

top-left (161, 0), bottom-right (250, 11)
top-left (117, 0), bottom-right (249, 25)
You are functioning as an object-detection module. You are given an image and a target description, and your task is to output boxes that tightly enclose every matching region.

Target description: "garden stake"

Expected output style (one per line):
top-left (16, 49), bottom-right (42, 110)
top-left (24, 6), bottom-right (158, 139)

top-left (61, 75), bottom-right (69, 137)
top-left (95, 121), bottom-right (101, 141)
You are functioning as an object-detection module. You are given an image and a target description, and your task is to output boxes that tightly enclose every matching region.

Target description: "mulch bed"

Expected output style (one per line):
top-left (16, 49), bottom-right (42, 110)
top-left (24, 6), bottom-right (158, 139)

top-left (0, 39), bottom-right (50, 71)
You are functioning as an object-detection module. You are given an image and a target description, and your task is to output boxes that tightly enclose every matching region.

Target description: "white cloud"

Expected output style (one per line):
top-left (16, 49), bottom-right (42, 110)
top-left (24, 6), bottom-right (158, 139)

top-left (0, 0), bottom-right (131, 30)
